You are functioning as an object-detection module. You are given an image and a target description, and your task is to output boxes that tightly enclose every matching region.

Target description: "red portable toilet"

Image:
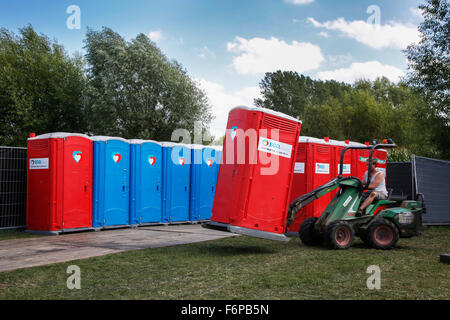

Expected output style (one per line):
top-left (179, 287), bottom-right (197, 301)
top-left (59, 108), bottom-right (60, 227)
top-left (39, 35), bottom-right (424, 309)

top-left (330, 139), bottom-right (352, 178)
top-left (375, 148), bottom-right (387, 176)
top-left (324, 139), bottom-right (353, 202)
top-left (351, 141), bottom-right (369, 181)
top-left (26, 133), bottom-right (93, 234)
top-left (210, 106), bottom-right (302, 241)
top-left (287, 136), bottom-right (332, 233)
top-left (353, 141), bottom-right (387, 183)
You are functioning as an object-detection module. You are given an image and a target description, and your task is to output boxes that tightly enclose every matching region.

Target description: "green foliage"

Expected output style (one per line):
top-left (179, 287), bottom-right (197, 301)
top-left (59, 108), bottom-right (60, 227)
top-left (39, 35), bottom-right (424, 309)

top-left (0, 26), bottom-right (88, 146)
top-left (386, 148), bottom-right (413, 162)
top-left (0, 25), bottom-right (212, 146)
top-left (84, 27), bottom-right (212, 140)
top-left (405, 0), bottom-right (450, 159)
top-left (255, 72), bottom-right (440, 159)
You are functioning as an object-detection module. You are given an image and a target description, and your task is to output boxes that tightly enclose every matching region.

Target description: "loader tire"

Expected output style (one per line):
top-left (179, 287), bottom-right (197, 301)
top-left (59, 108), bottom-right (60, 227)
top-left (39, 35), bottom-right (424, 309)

top-left (299, 217), bottom-right (322, 246)
top-left (324, 220), bottom-right (354, 250)
top-left (367, 218), bottom-right (399, 250)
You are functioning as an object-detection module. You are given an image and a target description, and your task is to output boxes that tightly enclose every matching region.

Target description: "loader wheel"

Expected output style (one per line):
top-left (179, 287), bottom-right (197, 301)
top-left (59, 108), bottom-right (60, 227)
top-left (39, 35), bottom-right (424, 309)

top-left (368, 218), bottom-right (399, 250)
top-left (324, 221), bottom-right (354, 250)
top-left (299, 217), bottom-right (322, 246)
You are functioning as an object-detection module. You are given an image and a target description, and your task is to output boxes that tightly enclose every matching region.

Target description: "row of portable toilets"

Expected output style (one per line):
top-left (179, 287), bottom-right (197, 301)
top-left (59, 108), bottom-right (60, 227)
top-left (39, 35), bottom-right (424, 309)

top-left (26, 133), bottom-right (221, 233)
top-left (208, 106), bottom-right (387, 240)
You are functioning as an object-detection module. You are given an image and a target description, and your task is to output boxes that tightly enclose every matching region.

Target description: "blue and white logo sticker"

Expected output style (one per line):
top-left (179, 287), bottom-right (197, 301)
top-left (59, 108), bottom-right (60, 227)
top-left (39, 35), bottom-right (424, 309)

top-left (315, 163), bottom-right (330, 174)
top-left (72, 151), bottom-right (82, 163)
top-left (29, 158), bottom-right (49, 169)
top-left (230, 126), bottom-right (238, 141)
top-left (258, 137), bottom-right (293, 158)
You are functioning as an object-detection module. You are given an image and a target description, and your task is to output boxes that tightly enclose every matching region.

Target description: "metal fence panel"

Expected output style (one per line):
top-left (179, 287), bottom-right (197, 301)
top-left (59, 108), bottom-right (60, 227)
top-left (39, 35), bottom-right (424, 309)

top-left (0, 147), bottom-right (27, 229)
top-left (386, 162), bottom-right (413, 200)
top-left (413, 155), bottom-right (450, 225)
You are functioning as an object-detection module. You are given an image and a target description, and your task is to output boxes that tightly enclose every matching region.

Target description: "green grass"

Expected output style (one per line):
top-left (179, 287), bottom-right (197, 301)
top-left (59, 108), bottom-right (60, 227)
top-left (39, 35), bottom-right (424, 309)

top-left (0, 226), bottom-right (448, 300)
top-left (0, 229), bottom-right (43, 241)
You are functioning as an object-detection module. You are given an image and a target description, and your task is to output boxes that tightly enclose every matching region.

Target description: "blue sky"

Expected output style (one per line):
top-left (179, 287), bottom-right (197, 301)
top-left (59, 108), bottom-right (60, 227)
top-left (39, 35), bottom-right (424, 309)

top-left (0, 0), bottom-right (424, 136)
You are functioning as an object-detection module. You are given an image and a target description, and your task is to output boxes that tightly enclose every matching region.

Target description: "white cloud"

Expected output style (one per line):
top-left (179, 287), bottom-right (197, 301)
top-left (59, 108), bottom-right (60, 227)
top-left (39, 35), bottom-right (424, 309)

top-left (197, 46), bottom-right (215, 59)
top-left (227, 36), bottom-right (324, 75)
top-left (148, 30), bottom-right (163, 42)
top-left (285, 0), bottom-right (315, 5)
top-left (308, 17), bottom-right (420, 49)
top-left (195, 78), bottom-right (261, 138)
top-left (317, 61), bottom-right (404, 83)
top-left (318, 31), bottom-right (330, 38)
top-left (327, 53), bottom-right (352, 66)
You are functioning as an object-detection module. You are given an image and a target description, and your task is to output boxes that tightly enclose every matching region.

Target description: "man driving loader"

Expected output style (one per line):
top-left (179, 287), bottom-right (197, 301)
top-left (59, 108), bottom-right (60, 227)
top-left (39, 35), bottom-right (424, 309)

top-left (356, 158), bottom-right (388, 217)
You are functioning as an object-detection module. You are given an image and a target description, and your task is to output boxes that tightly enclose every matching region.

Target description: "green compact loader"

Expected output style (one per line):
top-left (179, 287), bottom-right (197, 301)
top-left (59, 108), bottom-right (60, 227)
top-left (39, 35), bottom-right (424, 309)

top-left (287, 139), bottom-right (425, 250)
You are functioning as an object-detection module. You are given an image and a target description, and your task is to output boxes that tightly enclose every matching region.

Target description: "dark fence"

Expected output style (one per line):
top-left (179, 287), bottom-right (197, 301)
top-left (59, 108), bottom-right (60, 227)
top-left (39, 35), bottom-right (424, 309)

top-left (0, 147), bottom-right (27, 229)
top-left (386, 162), bottom-right (413, 200)
top-left (413, 155), bottom-right (450, 225)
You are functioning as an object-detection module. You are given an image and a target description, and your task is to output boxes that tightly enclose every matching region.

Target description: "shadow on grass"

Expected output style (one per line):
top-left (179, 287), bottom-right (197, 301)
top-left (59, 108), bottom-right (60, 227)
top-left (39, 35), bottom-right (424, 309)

top-left (190, 244), bottom-right (278, 256)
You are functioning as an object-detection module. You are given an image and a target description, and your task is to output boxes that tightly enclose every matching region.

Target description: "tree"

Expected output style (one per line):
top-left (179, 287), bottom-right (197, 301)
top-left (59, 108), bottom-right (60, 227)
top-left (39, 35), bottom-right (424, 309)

top-left (0, 25), bottom-right (87, 146)
top-left (84, 27), bottom-right (212, 141)
top-left (405, 0), bottom-right (450, 159)
top-left (254, 72), bottom-right (438, 157)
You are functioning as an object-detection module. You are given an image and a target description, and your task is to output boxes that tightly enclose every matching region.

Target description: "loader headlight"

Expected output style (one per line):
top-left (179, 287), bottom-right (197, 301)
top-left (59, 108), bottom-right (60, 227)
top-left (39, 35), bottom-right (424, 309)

top-left (398, 212), bottom-right (414, 225)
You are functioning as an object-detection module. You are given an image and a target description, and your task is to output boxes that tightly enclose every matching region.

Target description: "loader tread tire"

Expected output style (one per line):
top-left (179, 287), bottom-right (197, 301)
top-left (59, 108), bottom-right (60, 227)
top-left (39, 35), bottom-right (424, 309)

top-left (367, 218), bottom-right (399, 250)
top-left (299, 217), bottom-right (322, 246)
top-left (324, 220), bottom-right (354, 250)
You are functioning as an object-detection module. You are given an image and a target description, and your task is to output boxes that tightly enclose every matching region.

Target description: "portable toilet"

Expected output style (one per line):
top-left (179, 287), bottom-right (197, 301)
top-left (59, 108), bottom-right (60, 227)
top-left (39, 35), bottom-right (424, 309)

top-left (287, 136), bottom-right (332, 233)
top-left (375, 148), bottom-right (387, 175)
top-left (352, 141), bottom-right (371, 181)
top-left (161, 142), bottom-right (191, 223)
top-left (129, 139), bottom-right (162, 225)
top-left (189, 145), bottom-right (219, 222)
top-left (91, 136), bottom-right (130, 228)
top-left (331, 139), bottom-right (352, 178)
top-left (213, 145), bottom-right (223, 181)
top-left (26, 132), bottom-right (93, 233)
top-left (211, 106), bottom-right (302, 241)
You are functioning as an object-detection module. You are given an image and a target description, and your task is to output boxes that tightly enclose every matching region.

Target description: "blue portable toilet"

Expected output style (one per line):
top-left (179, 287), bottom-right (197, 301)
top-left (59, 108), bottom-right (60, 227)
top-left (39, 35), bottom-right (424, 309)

top-left (213, 145), bottom-right (222, 180)
top-left (91, 136), bottom-right (130, 228)
top-left (189, 145), bottom-right (220, 222)
top-left (129, 139), bottom-right (163, 225)
top-left (161, 142), bottom-right (191, 223)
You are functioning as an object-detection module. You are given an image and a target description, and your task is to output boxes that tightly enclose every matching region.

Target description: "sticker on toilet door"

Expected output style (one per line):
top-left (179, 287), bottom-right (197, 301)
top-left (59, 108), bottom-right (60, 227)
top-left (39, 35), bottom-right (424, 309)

top-left (72, 151), bottom-right (82, 163)
top-left (148, 156), bottom-right (156, 166)
top-left (294, 162), bottom-right (305, 173)
top-left (258, 137), bottom-right (293, 158)
top-left (112, 153), bottom-right (122, 163)
top-left (315, 163), bottom-right (330, 174)
top-left (338, 163), bottom-right (351, 174)
top-left (29, 158), bottom-right (49, 169)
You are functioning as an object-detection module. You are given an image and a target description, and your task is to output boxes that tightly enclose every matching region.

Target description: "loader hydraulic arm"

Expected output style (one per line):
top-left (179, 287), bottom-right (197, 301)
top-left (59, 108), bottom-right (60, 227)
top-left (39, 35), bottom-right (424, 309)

top-left (286, 178), bottom-right (341, 228)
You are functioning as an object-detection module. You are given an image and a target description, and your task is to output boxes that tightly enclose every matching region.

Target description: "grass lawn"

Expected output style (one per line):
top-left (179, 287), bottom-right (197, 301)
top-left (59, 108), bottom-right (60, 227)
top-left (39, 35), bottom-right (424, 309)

top-left (0, 226), bottom-right (448, 300)
top-left (0, 229), bottom-right (44, 241)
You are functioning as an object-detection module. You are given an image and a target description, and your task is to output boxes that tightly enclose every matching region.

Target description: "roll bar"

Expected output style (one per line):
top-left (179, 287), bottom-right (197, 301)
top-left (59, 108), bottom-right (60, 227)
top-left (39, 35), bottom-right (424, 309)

top-left (338, 138), bottom-right (397, 188)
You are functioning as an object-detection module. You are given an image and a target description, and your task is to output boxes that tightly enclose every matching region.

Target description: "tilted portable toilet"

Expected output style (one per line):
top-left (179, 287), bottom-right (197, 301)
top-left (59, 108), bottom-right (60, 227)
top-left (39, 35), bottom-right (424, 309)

top-left (288, 136), bottom-right (332, 233)
top-left (189, 145), bottom-right (220, 222)
top-left (213, 145), bottom-right (222, 182)
top-left (91, 136), bottom-right (130, 228)
top-left (129, 139), bottom-right (162, 225)
top-left (210, 106), bottom-right (302, 241)
top-left (161, 142), bottom-right (191, 223)
top-left (26, 132), bottom-right (93, 233)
